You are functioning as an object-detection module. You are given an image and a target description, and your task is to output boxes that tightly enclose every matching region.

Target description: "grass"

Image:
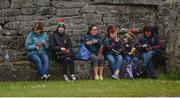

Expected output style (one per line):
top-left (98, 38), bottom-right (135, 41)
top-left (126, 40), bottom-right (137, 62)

top-left (0, 79), bottom-right (180, 97)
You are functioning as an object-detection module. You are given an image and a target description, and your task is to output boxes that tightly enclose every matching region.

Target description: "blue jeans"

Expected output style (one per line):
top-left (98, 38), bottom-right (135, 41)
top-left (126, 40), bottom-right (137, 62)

top-left (106, 53), bottom-right (123, 73)
top-left (28, 53), bottom-right (49, 76)
top-left (125, 55), bottom-right (139, 65)
top-left (142, 50), bottom-right (158, 77)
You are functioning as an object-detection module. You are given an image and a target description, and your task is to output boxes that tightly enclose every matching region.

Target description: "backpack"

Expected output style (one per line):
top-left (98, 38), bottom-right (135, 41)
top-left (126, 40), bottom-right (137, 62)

top-left (133, 64), bottom-right (147, 78)
top-left (124, 63), bottom-right (147, 79)
top-left (124, 63), bottom-right (134, 79)
top-left (75, 44), bottom-right (90, 60)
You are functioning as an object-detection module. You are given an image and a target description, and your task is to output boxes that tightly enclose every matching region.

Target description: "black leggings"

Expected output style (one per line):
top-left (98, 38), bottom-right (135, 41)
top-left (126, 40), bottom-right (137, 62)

top-left (60, 57), bottom-right (75, 75)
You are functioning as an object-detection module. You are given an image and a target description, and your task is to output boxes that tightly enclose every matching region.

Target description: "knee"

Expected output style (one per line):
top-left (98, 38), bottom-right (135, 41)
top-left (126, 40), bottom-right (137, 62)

top-left (117, 55), bottom-right (123, 61)
top-left (64, 57), bottom-right (73, 63)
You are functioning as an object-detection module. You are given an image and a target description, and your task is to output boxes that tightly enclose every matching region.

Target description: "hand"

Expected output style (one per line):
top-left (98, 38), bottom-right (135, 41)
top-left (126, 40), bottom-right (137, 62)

top-left (86, 41), bottom-right (93, 45)
top-left (60, 47), bottom-right (70, 53)
top-left (40, 40), bottom-right (46, 45)
top-left (36, 45), bottom-right (41, 50)
top-left (142, 44), bottom-right (148, 48)
top-left (115, 37), bottom-right (120, 42)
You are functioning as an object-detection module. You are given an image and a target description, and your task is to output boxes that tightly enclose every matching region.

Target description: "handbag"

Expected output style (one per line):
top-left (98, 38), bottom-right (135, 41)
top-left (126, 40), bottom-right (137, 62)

top-left (75, 44), bottom-right (90, 60)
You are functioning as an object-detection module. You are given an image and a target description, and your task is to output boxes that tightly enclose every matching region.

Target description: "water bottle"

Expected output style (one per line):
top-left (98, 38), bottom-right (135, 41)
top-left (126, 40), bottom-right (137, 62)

top-left (4, 50), bottom-right (10, 64)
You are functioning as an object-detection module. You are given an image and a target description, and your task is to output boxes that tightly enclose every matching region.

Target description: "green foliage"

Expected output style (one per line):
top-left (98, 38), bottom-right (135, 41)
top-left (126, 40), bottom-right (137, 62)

top-left (0, 79), bottom-right (180, 97)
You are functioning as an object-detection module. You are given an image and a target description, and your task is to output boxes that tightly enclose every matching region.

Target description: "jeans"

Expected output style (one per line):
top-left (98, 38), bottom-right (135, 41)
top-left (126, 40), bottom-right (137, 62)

top-left (106, 53), bottom-right (123, 73)
top-left (142, 50), bottom-right (158, 77)
top-left (125, 55), bottom-right (139, 65)
top-left (28, 53), bottom-right (49, 76)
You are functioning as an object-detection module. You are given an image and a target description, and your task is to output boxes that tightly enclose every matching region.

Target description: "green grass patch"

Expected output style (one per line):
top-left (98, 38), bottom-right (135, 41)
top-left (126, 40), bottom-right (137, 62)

top-left (0, 79), bottom-right (180, 97)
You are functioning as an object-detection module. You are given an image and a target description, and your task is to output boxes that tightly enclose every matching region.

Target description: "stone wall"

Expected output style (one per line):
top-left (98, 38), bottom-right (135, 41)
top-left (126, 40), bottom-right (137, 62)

top-left (0, 0), bottom-right (168, 81)
top-left (158, 0), bottom-right (180, 71)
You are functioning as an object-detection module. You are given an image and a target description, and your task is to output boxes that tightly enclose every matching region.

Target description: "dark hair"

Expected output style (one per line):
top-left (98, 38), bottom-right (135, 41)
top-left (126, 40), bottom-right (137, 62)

top-left (88, 24), bottom-right (97, 34)
top-left (143, 25), bottom-right (152, 32)
top-left (107, 25), bottom-right (116, 37)
top-left (33, 22), bottom-right (43, 32)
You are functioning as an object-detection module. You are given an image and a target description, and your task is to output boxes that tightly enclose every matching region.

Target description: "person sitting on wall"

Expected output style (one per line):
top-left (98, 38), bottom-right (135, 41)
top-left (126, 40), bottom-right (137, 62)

top-left (103, 25), bottom-right (123, 79)
top-left (25, 22), bottom-right (50, 81)
top-left (135, 25), bottom-right (161, 79)
top-left (80, 25), bottom-right (105, 80)
top-left (49, 18), bottom-right (76, 81)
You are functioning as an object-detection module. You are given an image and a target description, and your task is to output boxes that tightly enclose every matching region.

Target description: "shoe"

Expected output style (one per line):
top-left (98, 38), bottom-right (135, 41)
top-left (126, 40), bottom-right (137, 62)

top-left (94, 75), bottom-right (99, 80)
top-left (112, 74), bottom-right (119, 79)
top-left (71, 74), bottom-right (77, 81)
top-left (63, 75), bottom-right (70, 81)
top-left (99, 75), bottom-right (103, 80)
top-left (41, 74), bottom-right (48, 81)
top-left (46, 74), bottom-right (51, 80)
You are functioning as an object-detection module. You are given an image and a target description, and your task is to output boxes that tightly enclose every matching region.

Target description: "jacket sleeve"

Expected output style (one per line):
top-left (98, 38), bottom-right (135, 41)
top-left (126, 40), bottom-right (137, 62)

top-left (25, 33), bottom-right (36, 50)
top-left (66, 35), bottom-right (73, 52)
top-left (104, 38), bottom-right (114, 51)
top-left (43, 33), bottom-right (49, 50)
top-left (49, 34), bottom-right (60, 52)
top-left (152, 35), bottom-right (161, 50)
top-left (135, 36), bottom-right (143, 50)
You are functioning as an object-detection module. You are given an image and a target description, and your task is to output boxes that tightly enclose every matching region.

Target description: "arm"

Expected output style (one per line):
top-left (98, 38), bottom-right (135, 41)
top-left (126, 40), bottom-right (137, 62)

top-left (25, 33), bottom-right (36, 50)
top-left (151, 36), bottom-right (161, 50)
top-left (49, 34), bottom-right (60, 52)
top-left (104, 38), bottom-right (115, 51)
top-left (43, 33), bottom-right (49, 50)
top-left (66, 35), bottom-right (73, 52)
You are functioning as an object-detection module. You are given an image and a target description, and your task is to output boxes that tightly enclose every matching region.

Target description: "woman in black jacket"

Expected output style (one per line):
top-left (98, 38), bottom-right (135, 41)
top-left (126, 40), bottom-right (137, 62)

top-left (49, 18), bottom-right (76, 81)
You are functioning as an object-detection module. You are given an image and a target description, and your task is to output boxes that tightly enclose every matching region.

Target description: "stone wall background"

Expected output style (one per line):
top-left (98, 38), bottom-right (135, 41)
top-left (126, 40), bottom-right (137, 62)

top-left (0, 0), bottom-right (163, 62)
top-left (158, 0), bottom-right (180, 71)
top-left (0, 0), bottom-right (180, 81)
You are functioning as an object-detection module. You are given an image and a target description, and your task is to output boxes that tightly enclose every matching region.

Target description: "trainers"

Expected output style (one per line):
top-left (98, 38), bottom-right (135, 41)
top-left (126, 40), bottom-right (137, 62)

top-left (63, 75), bottom-right (70, 81)
top-left (46, 74), bottom-right (51, 80)
top-left (112, 74), bottom-right (119, 79)
top-left (71, 74), bottom-right (77, 81)
top-left (41, 74), bottom-right (48, 81)
top-left (94, 75), bottom-right (99, 80)
top-left (99, 75), bottom-right (103, 80)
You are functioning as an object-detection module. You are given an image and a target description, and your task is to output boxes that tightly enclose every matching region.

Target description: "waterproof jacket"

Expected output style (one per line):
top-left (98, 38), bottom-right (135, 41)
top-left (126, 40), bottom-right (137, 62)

top-left (25, 31), bottom-right (49, 56)
top-left (81, 33), bottom-right (103, 55)
top-left (103, 37), bottom-right (123, 55)
top-left (49, 31), bottom-right (73, 59)
top-left (135, 33), bottom-right (161, 53)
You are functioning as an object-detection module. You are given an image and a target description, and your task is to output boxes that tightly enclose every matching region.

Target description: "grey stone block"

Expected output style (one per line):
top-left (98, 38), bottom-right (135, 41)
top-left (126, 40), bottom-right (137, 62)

top-left (0, 0), bottom-right (10, 9)
top-left (57, 8), bottom-right (81, 16)
top-left (10, 0), bottom-right (34, 8)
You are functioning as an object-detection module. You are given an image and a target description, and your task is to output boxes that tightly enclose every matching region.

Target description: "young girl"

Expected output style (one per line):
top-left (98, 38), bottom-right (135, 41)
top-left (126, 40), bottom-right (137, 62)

top-left (103, 25), bottom-right (123, 79)
top-left (81, 25), bottom-right (105, 80)
top-left (25, 22), bottom-right (50, 80)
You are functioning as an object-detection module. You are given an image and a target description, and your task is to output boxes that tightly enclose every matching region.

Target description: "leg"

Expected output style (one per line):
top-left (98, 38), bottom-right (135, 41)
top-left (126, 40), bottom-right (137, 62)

top-left (65, 57), bottom-right (76, 80)
top-left (90, 54), bottom-right (99, 80)
top-left (142, 51), bottom-right (157, 78)
top-left (39, 53), bottom-right (49, 75)
top-left (132, 56), bottom-right (139, 66)
top-left (115, 54), bottom-right (123, 72)
top-left (98, 54), bottom-right (105, 80)
top-left (28, 54), bottom-right (43, 76)
top-left (146, 51), bottom-right (158, 78)
top-left (62, 58), bottom-right (68, 75)
top-left (66, 57), bottom-right (75, 75)
top-left (106, 54), bottom-right (116, 73)
top-left (125, 55), bottom-right (132, 65)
